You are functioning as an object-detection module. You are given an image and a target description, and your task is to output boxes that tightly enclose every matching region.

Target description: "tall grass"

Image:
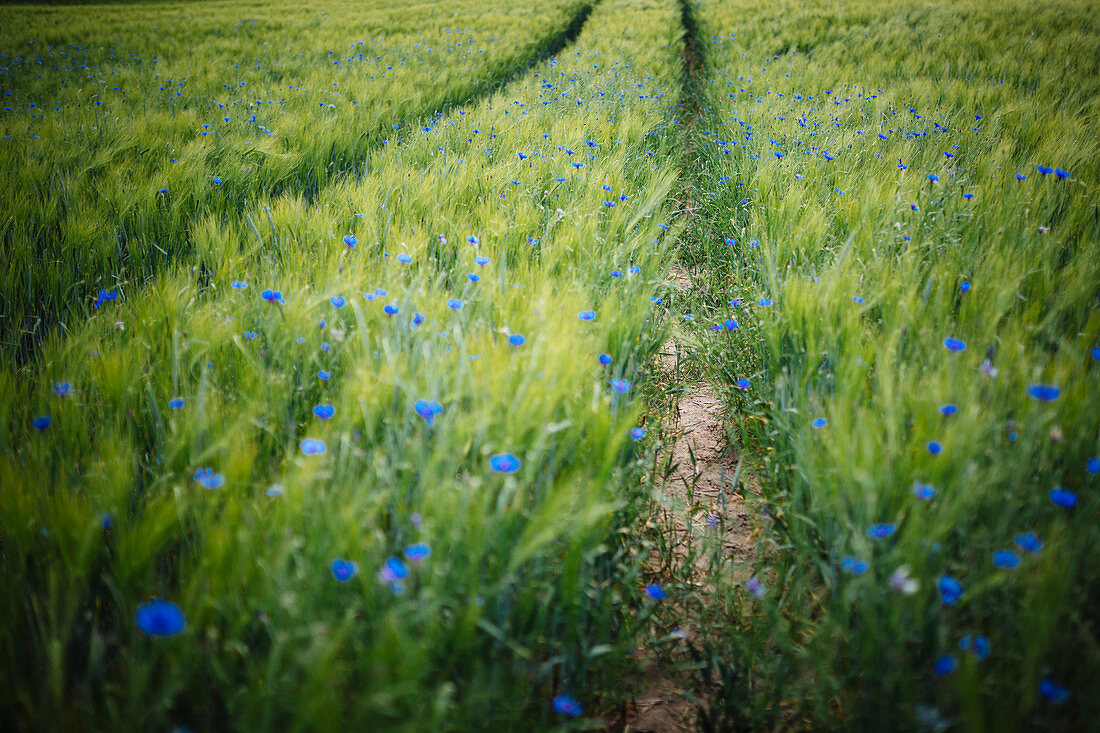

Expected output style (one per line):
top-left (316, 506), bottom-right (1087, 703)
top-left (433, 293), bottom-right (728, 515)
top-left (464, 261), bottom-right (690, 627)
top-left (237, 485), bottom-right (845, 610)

top-left (0, 0), bottom-right (595, 363)
top-left (0, 0), bottom-right (689, 728)
top-left (679, 0), bottom-right (1100, 728)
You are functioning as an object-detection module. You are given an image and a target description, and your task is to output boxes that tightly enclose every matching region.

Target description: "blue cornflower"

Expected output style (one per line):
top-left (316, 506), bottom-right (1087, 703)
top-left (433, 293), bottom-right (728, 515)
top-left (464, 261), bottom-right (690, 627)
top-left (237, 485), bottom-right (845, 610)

top-left (578, 310), bottom-right (596, 321)
top-left (467, 273), bottom-right (480, 283)
top-left (32, 416), bottom-right (51, 431)
top-left (330, 296), bottom-right (346, 308)
top-left (645, 584), bottom-right (666, 599)
top-left (631, 427), bottom-right (645, 441)
top-left (508, 334), bottom-right (526, 347)
top-left (212, 176), bottom-right (222, 185)
top-left (840, 556), bottom-right (868, 574)
top-left (1055, 168), bottom-right (1070, 179)
top-left (1049, 487), bottom-right (1076, 507)
top-left (725, 319), bottom-right (738, 330)
top-left (1087, 457), bottom-right (1100, 474)
top-left (610, 379), bottom-right (632, 393)
top-left (93, 289), bottom-right (118, 310)
top-left (414, 399), bottom-right (443, 425)
top-left (927, 173), bottom-right (939, 183)
top-left (758, 298), bottom-right (773, 307)
top-left (1014, 532), bottom-right (1043, 554)
top-left (628, 266), bottom-right (641, 275)
top-left (912, 482), bottom-right (936, 500)
top-left (300, 438), bottom-right (327, 456)
top-left (135, 599), bottom-right (185, 637)
top-left (261, 289), bottom-right (284, 304)
top-left (963, 192), bottom-right (974, 199)
top-left (1016, 173), bottom-right (1027, 181)
top-left (1037, 165), bottom-right (1053, 175)
top-left (959, 635), bottom-right (991, 660)
top-left (446, 298), bottom-right (463, 310)
top-left (397, 253), bottom-right (412, 264)
top-left (1039, 678), bottom-right (1069, 704)
top-left (867, 523), bottom-right (896, 539)
top-left (317, 370), bottom-right (331, 381)
top-left (939, 404), bottom-right (957, 416)
top-left (552, 695), bottom-right (583, 716)
top-left (467, 235), bottom-right (480, 245)
top-left (243, 331), bottom-right (257, 340)
top-left (379, 556), bottom-right (409, 584)
top-left (610, 270), bottom-right (623, 278)
top-left (168, 398), bottom-right (185, 410)
top-left (343, 234), bottom-right (358, 248)
top-left (933, 655), bottom-right (957, 676)
top-left (312, 404), bottom-right (335, 420)
top-left (383, 303), bottom-right (399, 316)
top-left (960, 282), bottom-right (971, 292)
top-left (474, 256), bottom-right (490, 266)
top-left (992, 550), bottom-right (1020, 569)
top-left (736, 378), bottom-right (751, 390)
top-left (1026, 384), bottom-right (1060, 401)
top-left (330, 558), bottom-right (358, 582)
top-left (812, 418), bottom-right (828, 429)
top-left (231, 280), bottom-right (248, 289)
top-left (404, 543), bottom-right (431, 562)
top-left (598, 354), bottom-right (612, 366)
top-left (938, 575), bottom-right (964, 605)
top-left (490, 453), bottom-right (521, 474)
top-left (194, 467), bottom-right (224, 490)
top-left (927, 441), bottom-right (943, 455)
top-left (943, 337), bottom-right (966, 352)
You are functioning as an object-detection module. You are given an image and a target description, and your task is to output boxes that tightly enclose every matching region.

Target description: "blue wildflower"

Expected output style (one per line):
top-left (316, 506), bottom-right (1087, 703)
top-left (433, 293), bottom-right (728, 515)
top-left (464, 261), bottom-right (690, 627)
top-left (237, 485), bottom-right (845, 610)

top-left (736, 378), bottom-right (750, 390)
top-left (578, 310), bottom-right (596, 321)
top-left (943, 337), bottom-right (966, 352)
top-left (317, 370), bottom-right (331, 381)
top-left (508, 334), bottom-right (525, 347)
top-left (312, 404), bottom-right (335, 420)
top-left (467, 273), bottom-right (480, 283)
top-left (52, 381), bottom-right (72, 397)
top-left (343, 234), bottom-right (358, 248)
top-left (383, 303), bottom-right (399, 316)
top-left (231, 280), bottom-right (248, 289)
top-left (812, 418), bottom-right (828, 429)
top-left (867, 523), bottom-right (896, 539)
top-left (609, 379), bottom-right (632, 393)
top-left (1016, 173), bottom-right (1027, 181)
top-left (93, 289), bottom-right (118, 310)
top-left (552, 695), bottom-right (583, 716)
top-left (168, 398), bottom-right (185, 410)
top-left (992, 550), bottom-right (1020, 569)
top-left (135, 599), bottom-right (185, 637)
top-left (939, 404), bottom-right (958, 416)
top-left (300, 438), bottom-right (327, 456)
top-left (330, 296), bottom-right (346, 308)
top-left (631, 427), bottom-right (645, 440)
top-left (933, 655), bottom-right (957, 676)
top-left (960, 635), bottom-right (991, 660)
top-left (467, 235), bottom-right (480, 245)
top-left (261, 289), bottom-right (284, 304)
top-left (32, 416), bottom-right (52, 431)
top-left (446, 298), bottom-right (463, 310)
top-left (414, 399), bottom-right (443, 425)
top-left (404, 543), bottom-right (431, 562)
top-left (1026, 384), bottom-right (1060, 402)
top-left (397, 253), bottom-right (412, 264)
top-left (330, 558), bottom-right (359, 582)
top-left (474, 256), bottom-right (490, 266)
top-left (1039, 678), bottom-right (1069, 704)
top-left (1087, 457), bottom-right (1100, 474)
top-left (490, 453), bottom-right (521, 474)
top-left (1055, 168), bottom-right (1070, 179)
top-left (645, 584), bottom-right (666, 600)
top-left (927, 173), bottom-right (939, 183)
top-left (912, 482), bottom-right (936, 500)
top-left (194, 467), bottom-right (224, 490)
top-left (840, 557), bottom-right (868, 574)
top-left (598, 354), bottom-right (612, 366)
top-left (1049, 487), bottom-right (1076, 507)
top-left (758, 298), bottom-right (773, 307)
top-left (938, 575), bottom-right (964, 605)
top-left (928, 441), bottom-right (943, 455)
top-left (1014, 532), bottom-right (1043, 554)
top-left (1037, 165), bottom-right (1053, 175)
